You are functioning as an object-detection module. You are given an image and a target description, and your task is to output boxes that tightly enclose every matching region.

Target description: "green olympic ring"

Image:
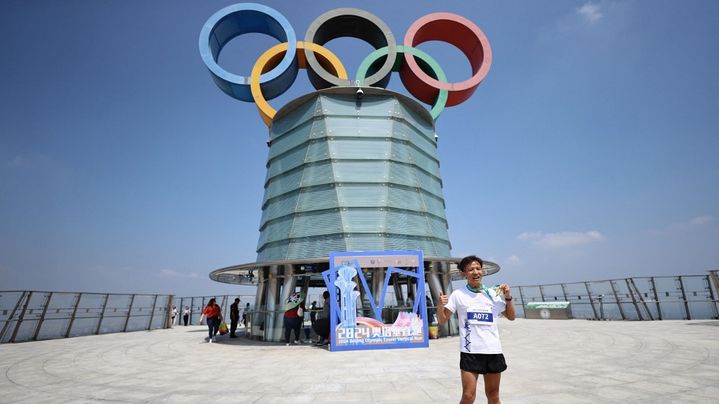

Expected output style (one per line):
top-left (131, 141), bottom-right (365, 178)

top-left (355, 45), bottom-right (448, 121)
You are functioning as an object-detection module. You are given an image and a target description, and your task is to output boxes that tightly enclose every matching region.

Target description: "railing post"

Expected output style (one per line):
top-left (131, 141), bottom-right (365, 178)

top-left (65, 293), bottom-right (82, 338)
top-left (191, 297), bottom-right (195, 325)
top-left (10, 291), bottom-right (33, 343)
top-left (149, 294), bottom-right (159, 330)
top-left (625, 278), bottom-right (645, 321)
top-left (220, 295), bottom-right (228, 319)
top-left (517, 286), bottom-right (526, 318)
top-left (584, 282), bottom-right (599, 319)
top-left (0, 291), bottom-right (27, 342)
top-left (610, 280), bottom-right (626, 320)
top-left (649, 277), bottom-right (662, 320)
top-left (123, 294), bottom-right (136, 332)
top-left (95, 294), bottom-right (110, 335)
top-left (708, 271), bottom-right (719, 319)
top-left (677, 276), bottom-right (691, 320)
top-left (538, 285), bottom-right (546, 301)
top-left (0, 290), bottom-right (28, 343)
top-left (32, 292), bottom-right (53, 341)
top-left (560, 283), bottom-right (569, 302)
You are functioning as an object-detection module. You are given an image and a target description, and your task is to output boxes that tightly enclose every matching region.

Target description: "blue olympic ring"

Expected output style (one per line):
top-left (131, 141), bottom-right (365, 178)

top-left (199, 3), bottom-right (297, 102)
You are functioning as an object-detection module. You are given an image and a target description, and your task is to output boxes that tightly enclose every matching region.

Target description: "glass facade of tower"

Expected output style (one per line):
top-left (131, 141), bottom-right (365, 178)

top-left (257, 90), bottom-right (452, 261)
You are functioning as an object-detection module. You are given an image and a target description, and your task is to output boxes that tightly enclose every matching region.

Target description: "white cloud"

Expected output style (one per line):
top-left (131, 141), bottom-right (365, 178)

top-left (518, 230), bottom-right (605, 248)
top-left (506, 255), bottom-right (521, 264)
top-left (159, 269), bottom-right (199, 279)
top-left (578, 2), bottom-right (602, 23)
top-left (689, 215), bottom-right (714, 226)
top-left (652, 215), bottom-right (715, 235)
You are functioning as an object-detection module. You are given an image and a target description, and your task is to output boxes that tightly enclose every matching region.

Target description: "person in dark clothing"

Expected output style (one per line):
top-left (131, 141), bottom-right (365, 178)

top-left (312, 291), bottom-right (331, 345)
top-left (182, 306), bottom-right (190, 326)
top-left (309, 301), bottom-right (318, 326)
top-left (230, 298), bottom-right (240, 338)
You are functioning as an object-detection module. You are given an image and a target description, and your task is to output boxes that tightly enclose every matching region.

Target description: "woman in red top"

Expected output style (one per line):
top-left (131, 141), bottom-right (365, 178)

top-left (284, 297), bottom-right (304, 345)
top-left (201, 298), bottom-right (222, 343)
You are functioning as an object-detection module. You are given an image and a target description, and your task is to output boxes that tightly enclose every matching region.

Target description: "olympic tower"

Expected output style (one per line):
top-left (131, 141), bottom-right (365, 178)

top-left (199, 3), bottom-right (497, 341)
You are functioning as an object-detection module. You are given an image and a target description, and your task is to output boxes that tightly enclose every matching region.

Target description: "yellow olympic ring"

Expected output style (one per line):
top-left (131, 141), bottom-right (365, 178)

top-left (251, 42), bottom-right (347, 126)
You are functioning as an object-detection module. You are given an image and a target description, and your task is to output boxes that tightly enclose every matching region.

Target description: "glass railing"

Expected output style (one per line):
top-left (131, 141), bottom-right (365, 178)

top-left (1, 291), bottom-right (173, 343)
top-left (513, 273), bottom-right (719, 320)
top-left (5, 272), bottom-right (716, 344)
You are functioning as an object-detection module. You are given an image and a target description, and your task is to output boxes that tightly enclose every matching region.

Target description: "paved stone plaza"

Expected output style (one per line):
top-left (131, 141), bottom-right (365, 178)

top-left (1, 319), bottom-right (717, 403)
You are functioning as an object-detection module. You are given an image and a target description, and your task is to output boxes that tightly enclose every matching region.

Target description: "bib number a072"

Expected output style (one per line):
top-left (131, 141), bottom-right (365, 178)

top-left (467, 311), bottom-right (493, 323)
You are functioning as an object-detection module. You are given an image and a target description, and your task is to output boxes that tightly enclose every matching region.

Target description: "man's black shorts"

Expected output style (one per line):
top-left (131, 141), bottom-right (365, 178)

top-left (460, 353), bottom-right (507, 374)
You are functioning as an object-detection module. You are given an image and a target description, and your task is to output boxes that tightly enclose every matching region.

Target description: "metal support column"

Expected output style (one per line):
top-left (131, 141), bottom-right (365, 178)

top-left (440, 261), bottom-right (457, 335)
top-left (625, 279), bottom-right (644, 321)
top-left (372, 267), bottom-right (385, 310)
top-left (219, 295), bottom-right (228, 319)
top-left (584, 282), bottom-right (599, 319)
top-left (609, 280), bottom-right (626, 320)
top-left (264, 265), bottom-right (278, 342)
top-left (190, 297), bottom-right (196, 325)
top-left (95, 294), bottom-right (109, 335)
top-left (560, 284), bottom-right (569, 302)
top-left (10, 291), bottom-right (33, 343)
top-left (677, 276), bottom-right (691, 320)
top-left (706, 273), bottom-right (719, 319)
top-left (65, 293), bottom-right (82, 338)
top-left (517, 287), bottom-right (526, 318)
top-left (149, 294), bottom-right (159, 330)
top-left (650, 277), bottom-right (662, 320)
top-left (275, 264), bottom-right (297, 341)
top-left (539, 285), bottom-right (546, 301)
top-left (0, 292), bottom-right (27, 342)
top-left (32, 292), bottom-right (53, 341)
top-left (253, 269), bottom-right (266, 338)
top-left (123, 294), bottom-right (136, 332)
top-left (427, 271), bottom-right (443, 312)
top-left (392, 272), bottom-right (405, 306)
top-left (629, 278), bottom-right (661, 321)
top-left (407, 276), bottom-right (417, 308)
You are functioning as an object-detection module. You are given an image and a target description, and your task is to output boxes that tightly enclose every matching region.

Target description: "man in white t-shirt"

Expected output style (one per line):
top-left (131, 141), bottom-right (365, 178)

top-left (438, 255), bottom-right (516, 404)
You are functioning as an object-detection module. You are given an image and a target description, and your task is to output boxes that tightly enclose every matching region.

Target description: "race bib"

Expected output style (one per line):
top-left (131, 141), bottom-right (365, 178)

top-left (467, 306), bottom-right (493, 325)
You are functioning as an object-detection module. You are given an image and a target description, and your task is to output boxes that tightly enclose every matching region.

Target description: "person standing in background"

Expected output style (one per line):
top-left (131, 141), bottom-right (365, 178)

top-left (309, 300), bottom-right (318, 327)
top-left (200, 298), bottom-right (222, 343)
top-left (182, 306), bottom-right (190, 326)
top-left (242, 302), bottom-right (251, 326)
top-left (284, 293), bottom-right (304, 345)
top-left (312, 291), bottom-right (331, 346)
top-left (230, 297), bottom-right (241, 338)
top-left (170, 305), bottom-right (178, 327)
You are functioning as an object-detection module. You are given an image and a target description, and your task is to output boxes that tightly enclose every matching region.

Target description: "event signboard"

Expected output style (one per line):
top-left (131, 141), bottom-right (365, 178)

top-left (323, 250), bottom-right (428, 352)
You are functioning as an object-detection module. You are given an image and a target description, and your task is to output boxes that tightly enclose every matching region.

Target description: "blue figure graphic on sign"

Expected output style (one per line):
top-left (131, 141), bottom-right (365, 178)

top-left (335, 262), bottom-right (360, 328)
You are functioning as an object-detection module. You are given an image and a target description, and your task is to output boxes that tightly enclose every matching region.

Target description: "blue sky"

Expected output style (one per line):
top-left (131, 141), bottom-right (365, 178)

top-left (1, 0), bottom-right (718, 297)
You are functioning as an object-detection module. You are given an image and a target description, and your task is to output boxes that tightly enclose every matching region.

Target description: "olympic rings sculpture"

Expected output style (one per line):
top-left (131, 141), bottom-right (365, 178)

top-left (199, 3), bottom-right (492, 126)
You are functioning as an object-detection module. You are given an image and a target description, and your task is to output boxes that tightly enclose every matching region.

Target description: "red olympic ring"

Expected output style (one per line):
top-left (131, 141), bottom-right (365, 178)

top-left (401, 12), bottom-right (492, 107)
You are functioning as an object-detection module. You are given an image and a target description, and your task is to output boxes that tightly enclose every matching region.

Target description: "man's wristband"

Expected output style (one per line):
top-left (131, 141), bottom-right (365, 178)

top-left (504, 296), bottom-right (513, 301)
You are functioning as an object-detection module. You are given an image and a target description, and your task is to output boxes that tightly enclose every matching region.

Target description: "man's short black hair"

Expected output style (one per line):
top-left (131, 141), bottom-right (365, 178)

top-left (323, 291), bottom-right (330, 299)
top-left (458, 255), bottom-right (484, 272)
